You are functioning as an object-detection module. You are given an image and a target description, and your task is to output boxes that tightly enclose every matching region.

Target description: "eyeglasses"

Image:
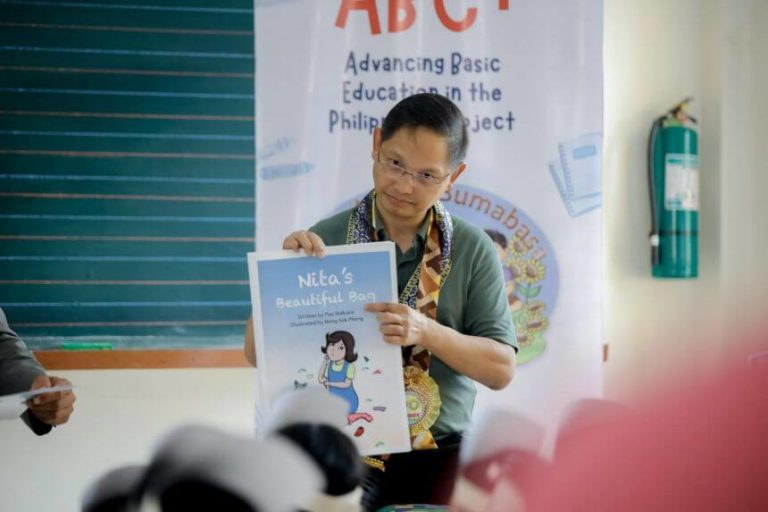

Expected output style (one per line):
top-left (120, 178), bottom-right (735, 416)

top-left (375, 150), bottom-right (453, 187)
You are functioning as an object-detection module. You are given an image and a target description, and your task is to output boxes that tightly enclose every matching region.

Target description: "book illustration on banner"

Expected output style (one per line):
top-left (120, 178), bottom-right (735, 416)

top-left (548, 132), bottom-right (603, 217)
top-left (440, 184), bottom-right (560, 365)
top-left (247, 242), bottom-right (410, 456)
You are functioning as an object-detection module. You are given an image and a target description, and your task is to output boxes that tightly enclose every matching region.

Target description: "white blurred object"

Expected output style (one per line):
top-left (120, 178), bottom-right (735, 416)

top-left (0, 392), bottom-right (27, 420)
top-left (142, 424), bottom-right (323, 512)
top-left (460, 409), bottom-right (546, 466)
top-left (266, 387), bottom-right (349, 432)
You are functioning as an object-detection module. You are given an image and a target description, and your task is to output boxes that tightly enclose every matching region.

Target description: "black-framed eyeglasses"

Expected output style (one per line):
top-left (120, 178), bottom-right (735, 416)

top-left (374, 150), bottom-right (453, 187)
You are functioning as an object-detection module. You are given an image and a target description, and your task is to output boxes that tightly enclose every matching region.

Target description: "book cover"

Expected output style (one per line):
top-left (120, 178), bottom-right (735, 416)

top-left (247, 242), bottom-right (410, 456)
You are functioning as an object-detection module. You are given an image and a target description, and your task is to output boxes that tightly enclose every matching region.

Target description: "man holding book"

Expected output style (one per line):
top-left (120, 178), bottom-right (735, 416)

top-left (246, 93), bottom-right (517, 509)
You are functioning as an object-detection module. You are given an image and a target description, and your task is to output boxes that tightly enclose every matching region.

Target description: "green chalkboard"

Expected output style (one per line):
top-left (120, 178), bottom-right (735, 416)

top-left (0, 0), bottom-right (255, 351)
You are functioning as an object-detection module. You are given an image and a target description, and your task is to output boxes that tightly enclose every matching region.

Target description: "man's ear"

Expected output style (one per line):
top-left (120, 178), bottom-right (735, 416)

top-left (446, 163), bottom-right (467, 191)
top-left (372, 127), bottom-right (382, 160)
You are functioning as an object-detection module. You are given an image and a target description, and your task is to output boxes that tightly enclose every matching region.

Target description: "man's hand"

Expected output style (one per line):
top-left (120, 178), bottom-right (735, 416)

top-left (282, 231), bottom-right (326, 257)
top-left (364, 302), bottom-right (433, 347)
top-left (27, 375), bottom-right (76, 426)
top-left (366, 302), bottom-right (516, 390)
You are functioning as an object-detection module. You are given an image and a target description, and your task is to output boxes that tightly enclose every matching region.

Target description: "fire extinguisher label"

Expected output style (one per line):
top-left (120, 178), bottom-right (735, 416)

top-left (664, 154), bottom-right (699, 211)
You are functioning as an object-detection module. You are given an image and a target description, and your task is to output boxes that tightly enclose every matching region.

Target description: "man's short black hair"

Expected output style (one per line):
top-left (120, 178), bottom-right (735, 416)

top-left (381, 93), bottom-right (468, 167)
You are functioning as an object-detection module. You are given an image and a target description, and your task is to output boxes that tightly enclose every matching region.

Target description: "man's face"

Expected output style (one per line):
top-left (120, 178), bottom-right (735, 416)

top-left (372, 126), bottom-right (465, 223)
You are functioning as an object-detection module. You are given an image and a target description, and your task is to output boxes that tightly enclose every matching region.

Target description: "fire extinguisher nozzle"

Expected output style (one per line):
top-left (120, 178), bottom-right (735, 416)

top-left (650, 234), bottom-right (661, 266)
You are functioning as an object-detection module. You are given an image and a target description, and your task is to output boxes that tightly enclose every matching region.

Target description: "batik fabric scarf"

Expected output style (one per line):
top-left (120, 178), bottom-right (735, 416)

top-left (346, 190), bottom-right (453, 450)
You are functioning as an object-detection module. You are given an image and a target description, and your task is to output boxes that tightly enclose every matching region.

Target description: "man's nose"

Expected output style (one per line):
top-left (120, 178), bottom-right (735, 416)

top-left (394, 169), bottom-right (414, 193)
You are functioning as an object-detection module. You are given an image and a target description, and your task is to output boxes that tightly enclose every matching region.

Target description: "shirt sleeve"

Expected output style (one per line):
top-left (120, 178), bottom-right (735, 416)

top-left (0, 308), bottom-right (47, 395)
top-left (0, 308), bottom-right (53, 436)
top-left (21, 410), bottom-right (53, 436)
top-left (346, 363), bottom-right (356, 380)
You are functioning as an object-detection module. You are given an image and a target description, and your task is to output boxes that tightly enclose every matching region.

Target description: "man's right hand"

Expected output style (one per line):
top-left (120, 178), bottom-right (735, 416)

top-left (27, 375), bottom-right (76, 426)
top-left (282, 230), bottom-right (326, 257)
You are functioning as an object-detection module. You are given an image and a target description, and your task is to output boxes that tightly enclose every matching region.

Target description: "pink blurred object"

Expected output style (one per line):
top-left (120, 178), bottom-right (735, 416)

top-left (554, 398), bottom-right (631, 459)
top-left (516, 361), bottom-right (768, 512)
top-left (451, 410), bottom-right (546, 512)
top-left (748, 350), bottom-right (768, 368)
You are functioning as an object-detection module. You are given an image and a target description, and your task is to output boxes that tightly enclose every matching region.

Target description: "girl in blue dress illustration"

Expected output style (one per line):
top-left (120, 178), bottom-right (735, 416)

top-left (319, 330), bottom-right (372, 424)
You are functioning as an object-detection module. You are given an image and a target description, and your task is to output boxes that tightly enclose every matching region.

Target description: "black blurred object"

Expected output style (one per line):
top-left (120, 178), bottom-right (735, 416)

top-left (139, 425), bottom-right (321, 512)
top-left (362, 433), bottom-right (463, 510)
top-left (82, 424), bottom-right (323, 512)
top-left (275, 423), bottom-right (364, 497)
top-left (81, 465), bottom-right (145, 512)
top-left (158, 478), bottom-right (256, 512)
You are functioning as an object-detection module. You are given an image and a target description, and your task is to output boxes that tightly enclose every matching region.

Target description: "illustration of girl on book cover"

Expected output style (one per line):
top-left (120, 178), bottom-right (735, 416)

top-left (319, 331), bottom-right (372, 425)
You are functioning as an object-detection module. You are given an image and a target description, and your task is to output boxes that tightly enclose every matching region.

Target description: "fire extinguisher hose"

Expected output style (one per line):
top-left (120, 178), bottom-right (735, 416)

top-left (648, 116), bottom-right (665, 266)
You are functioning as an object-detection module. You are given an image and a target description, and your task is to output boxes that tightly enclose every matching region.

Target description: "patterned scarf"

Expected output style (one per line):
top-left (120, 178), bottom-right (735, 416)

top-left (347, 190), bottom-right (453, 449)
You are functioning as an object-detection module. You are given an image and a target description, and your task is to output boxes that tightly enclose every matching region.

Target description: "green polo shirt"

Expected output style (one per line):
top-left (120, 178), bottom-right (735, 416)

top-left (310, 206), bottom-right (517, 438)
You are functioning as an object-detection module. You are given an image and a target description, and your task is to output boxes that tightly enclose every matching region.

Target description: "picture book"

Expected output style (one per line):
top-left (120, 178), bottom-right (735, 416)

top-left (247, 242), bottom-right (410, 456)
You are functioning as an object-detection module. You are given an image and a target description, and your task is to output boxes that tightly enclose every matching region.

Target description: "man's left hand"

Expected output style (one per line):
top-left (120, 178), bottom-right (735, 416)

top-left (27, 375), bottom-right (76, 426)
top-left (364, 302), bottom-right (432, 347)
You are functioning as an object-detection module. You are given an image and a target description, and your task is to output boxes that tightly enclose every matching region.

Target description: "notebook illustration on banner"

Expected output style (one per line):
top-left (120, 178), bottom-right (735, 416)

top-left (548, 132), bottom-right (603, 217)
top-left (559, 132), bottom-right (603, 199)
top-left (549, 161), bottom-right (601, 217)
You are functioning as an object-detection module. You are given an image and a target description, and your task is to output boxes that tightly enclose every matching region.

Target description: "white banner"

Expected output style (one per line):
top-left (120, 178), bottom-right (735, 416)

top-left (255, 0), bottom-right (603, 446)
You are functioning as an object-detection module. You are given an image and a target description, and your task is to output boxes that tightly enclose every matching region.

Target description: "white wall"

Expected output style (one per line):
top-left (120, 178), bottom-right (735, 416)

top-left (602, 0), bottom-right (768, 400)
top-left (1, 1), bottom-right (767, 510)
top-left (717, 0), bottom-right (768, 324)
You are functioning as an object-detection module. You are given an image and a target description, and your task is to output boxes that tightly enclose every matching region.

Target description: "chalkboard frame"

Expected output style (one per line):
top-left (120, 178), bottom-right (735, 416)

top-left (36, 349), bottom-right (249, 369)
